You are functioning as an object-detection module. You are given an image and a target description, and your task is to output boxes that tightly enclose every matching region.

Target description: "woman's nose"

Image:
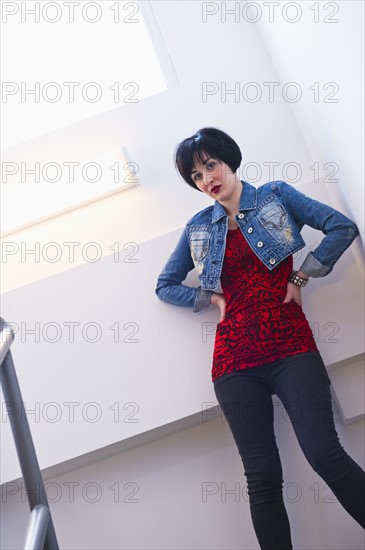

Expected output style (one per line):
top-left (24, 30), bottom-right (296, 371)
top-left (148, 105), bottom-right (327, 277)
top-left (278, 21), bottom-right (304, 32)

top-left (202, 170), bottom-right (213, 186)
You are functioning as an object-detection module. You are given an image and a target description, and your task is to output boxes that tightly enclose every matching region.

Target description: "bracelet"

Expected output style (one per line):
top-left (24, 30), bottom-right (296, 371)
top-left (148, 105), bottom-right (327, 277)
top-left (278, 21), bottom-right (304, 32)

top-left (289, 270), bottom-right (308, 287)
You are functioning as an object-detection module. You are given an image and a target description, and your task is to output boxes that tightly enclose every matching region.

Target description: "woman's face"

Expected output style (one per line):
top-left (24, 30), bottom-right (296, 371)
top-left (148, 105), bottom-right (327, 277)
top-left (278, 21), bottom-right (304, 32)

top-left (191, 153), bottom-right (240, 201)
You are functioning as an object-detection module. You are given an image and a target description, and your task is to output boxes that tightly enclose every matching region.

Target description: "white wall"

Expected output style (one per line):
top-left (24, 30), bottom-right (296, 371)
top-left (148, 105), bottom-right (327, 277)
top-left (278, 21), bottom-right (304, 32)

top-left (1, 1), bottom-right (364, 549)
top-left (254, 0), bottom-right (365, 262)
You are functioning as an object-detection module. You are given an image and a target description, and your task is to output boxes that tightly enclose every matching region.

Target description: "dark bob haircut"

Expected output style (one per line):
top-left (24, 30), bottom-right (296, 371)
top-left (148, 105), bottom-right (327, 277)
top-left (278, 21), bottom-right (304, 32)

top-left (174, 127), bottom-right (242, 191)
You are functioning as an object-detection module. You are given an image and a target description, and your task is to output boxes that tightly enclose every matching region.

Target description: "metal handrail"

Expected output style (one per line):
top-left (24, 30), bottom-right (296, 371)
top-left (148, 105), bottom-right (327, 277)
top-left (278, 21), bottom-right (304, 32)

top-left (0, 317), bottom-right (59, 550)
top-left (24, 505), bottom-right (50, 550)
top-left (0, 316), bottom-right (14, 366)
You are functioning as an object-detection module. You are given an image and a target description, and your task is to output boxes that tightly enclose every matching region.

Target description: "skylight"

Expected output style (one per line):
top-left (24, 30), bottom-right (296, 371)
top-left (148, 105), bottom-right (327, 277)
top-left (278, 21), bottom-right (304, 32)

top-left (1, 1), bottom-right (178, 235)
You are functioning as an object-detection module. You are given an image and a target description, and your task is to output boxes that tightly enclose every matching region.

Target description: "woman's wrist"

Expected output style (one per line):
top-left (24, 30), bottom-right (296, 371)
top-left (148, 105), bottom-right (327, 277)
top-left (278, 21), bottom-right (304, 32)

top-left (210, 292), bottom-right (218, 305)
top-left (296, 270), bottom-right (309, 280)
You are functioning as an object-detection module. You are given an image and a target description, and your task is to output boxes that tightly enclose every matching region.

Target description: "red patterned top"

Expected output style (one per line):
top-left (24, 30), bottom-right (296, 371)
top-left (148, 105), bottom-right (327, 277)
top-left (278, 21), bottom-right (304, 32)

top-left (211, 228), bottom-right (317, 382)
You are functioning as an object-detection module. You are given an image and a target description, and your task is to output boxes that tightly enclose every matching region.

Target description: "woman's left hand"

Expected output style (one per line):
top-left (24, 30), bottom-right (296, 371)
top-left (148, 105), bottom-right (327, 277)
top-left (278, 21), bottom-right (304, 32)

top-left (283, 282), bottom-right (302, 306)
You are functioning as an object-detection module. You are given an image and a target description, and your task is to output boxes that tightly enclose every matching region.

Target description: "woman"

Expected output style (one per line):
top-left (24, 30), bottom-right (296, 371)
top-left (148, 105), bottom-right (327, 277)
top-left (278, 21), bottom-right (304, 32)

top-left (155, 127), bottom-right (364, 549)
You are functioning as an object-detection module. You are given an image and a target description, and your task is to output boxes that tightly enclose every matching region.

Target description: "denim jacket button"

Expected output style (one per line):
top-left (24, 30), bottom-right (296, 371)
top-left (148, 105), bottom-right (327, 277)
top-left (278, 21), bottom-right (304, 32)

top-left (247, 227), bottom-right (253, 234)
top-left (257, 241), bottom-right (263, 247)
top-left (269, 258), bottom-right (276, 264)
top-left (238, 213), bottom-right (245, 219)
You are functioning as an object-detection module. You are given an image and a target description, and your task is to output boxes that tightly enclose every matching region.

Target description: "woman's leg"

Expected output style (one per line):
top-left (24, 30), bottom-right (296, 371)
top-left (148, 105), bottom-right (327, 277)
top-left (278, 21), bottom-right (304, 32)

top-left (214, 370), bottom-right (293, 550)
top-left (271, 351), bottom-right (365, 528)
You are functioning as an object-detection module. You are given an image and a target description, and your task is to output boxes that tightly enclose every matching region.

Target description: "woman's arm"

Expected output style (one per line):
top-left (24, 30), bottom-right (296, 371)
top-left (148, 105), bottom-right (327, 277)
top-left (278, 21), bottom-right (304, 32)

top-left (276, 181), bottom-right (359, 277)
top-left (155, 228), bottom-right (214, 312)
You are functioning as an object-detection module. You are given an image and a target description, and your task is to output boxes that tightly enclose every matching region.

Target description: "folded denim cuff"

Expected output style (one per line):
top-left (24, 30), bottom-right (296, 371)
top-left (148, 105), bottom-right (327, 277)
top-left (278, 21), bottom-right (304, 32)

top-left (299, 252), bottom-right (331, 278)
top-left (193, 287), bottom-right (214, 313)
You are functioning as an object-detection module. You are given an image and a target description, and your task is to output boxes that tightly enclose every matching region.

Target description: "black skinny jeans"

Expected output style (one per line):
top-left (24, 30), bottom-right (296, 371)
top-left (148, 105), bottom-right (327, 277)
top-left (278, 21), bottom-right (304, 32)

top-left (213, 351), bottom-right (365, 550)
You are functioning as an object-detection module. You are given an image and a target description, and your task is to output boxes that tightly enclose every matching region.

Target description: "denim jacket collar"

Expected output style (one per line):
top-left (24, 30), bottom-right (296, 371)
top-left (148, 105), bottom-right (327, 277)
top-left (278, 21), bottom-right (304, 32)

top-left (211, 180), bottom-right (258, 223)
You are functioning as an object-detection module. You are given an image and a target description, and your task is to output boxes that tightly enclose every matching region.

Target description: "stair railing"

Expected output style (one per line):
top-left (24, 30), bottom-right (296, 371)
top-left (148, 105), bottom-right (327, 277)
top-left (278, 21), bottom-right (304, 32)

top-left (0, 317), bottom-right (59, 550)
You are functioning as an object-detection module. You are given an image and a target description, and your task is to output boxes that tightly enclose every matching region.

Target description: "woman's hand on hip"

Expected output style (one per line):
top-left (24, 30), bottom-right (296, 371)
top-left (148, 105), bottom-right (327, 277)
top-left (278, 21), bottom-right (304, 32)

top-left (283, 282), bottom-right (302, 306)
top-left (210, 292), bottom-right (226, 322)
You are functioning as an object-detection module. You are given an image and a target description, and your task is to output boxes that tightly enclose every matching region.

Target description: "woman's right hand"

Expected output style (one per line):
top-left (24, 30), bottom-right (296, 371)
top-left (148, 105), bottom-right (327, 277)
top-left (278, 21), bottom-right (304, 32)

top-left (210, 292), bottom-right (226, 322)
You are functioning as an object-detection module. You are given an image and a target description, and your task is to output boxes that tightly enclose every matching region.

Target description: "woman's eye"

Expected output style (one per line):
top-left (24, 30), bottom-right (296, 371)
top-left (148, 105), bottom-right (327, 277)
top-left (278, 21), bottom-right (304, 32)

top-left (207, 162), bottom-right (217, 171)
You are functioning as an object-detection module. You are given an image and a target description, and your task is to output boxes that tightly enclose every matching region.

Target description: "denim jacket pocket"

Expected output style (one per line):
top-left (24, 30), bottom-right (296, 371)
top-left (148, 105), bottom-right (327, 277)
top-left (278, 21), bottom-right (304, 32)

top-left (189, 230), bottom-right (211, 265)
top-left (258, 202), bottom-right (288, 229)
top-left (257, 201), bottom-right (294, 245)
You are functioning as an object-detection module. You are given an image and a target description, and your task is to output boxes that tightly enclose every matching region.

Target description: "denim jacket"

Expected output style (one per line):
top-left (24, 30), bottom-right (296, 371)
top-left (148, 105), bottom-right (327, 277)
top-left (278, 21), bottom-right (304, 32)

top-left (155, 180), bottom-right (359, 313)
